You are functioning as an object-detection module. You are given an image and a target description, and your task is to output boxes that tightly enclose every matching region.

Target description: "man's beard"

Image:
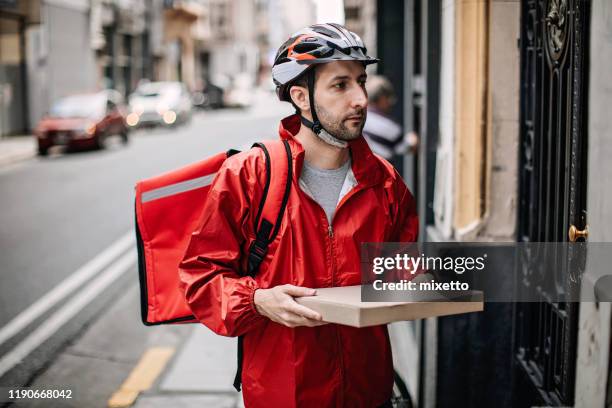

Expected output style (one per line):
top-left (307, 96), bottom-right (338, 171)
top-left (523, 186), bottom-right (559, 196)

top-left (314, 102), bottom-right (366, 142)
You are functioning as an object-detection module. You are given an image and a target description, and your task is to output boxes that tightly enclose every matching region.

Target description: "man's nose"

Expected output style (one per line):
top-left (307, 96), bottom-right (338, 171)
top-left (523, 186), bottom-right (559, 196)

top-left (351, 85), bottom-right (367, 109)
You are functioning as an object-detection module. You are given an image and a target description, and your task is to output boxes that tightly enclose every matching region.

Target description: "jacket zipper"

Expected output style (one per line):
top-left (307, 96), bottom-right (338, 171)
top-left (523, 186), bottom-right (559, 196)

top-left (326, 219), bottom-right (344, 408)
top-left (324, 191), bottom-right (365, 408)
top-left (298, 181), bottom-right (370, 408)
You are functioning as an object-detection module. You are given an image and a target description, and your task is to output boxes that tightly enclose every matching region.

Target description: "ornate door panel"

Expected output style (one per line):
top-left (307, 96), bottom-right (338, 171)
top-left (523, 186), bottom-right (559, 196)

top-left (515, 0), bottom-right (589, 406)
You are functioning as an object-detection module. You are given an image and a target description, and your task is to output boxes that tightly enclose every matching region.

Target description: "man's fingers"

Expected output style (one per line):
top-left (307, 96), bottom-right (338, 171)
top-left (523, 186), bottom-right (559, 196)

top-left (278, 312), bottom-right (327, 328)
top-left (301, 319), bottom-right (329, 327)
top-left (277, 311), bottom-right (304, 327)
top-left (286, 302), bottom-right (322, 321)
top-left (262, 285), bottom-right (324, 327)
top-left (281, 284), bottom-right (317, 297)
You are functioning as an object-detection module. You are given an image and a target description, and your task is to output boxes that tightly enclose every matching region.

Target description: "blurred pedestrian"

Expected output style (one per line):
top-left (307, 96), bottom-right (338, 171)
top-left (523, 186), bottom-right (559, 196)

top-left (363, 75), bottom-right (419, 167)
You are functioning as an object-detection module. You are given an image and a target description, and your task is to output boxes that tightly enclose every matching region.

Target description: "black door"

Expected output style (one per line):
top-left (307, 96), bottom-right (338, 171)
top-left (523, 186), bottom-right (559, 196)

top-left (515, 0), bottom-right (590, 406)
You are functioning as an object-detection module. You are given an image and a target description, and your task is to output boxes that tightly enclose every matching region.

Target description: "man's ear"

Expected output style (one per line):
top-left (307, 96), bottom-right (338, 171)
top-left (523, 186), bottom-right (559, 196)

top-left (289, 86), bottom-right (310, 112)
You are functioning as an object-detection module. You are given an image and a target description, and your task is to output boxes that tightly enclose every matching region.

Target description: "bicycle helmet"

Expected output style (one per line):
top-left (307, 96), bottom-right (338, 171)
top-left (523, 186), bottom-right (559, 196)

top-left (272, 23), bottom-right (378, 147)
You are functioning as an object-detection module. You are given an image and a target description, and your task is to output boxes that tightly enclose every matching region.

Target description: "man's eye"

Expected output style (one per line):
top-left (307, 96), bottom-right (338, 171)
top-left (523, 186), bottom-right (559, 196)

top-left (333, 82), bottom-right (346, 89)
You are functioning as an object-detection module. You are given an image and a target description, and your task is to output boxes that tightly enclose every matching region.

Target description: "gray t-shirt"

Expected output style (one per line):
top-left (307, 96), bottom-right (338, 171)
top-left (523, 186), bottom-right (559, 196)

top-left (301, 158), bottom-right (351, 224)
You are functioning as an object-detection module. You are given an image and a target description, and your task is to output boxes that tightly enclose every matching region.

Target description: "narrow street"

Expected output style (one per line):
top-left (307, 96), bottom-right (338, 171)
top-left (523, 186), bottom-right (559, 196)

top-left (0, 95), bottom-right (292, 407)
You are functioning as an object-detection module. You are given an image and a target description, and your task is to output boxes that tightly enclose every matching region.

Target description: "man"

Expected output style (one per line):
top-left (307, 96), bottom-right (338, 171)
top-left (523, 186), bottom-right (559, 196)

top-left (178, 23), bottom-right (418, 408)
top-left (362, 75), bottom-right (419, 167)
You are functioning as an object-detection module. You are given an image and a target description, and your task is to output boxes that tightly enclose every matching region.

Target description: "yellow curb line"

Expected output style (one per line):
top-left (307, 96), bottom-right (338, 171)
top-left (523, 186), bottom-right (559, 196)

top-left (107, 346), bottom-right (176, 408)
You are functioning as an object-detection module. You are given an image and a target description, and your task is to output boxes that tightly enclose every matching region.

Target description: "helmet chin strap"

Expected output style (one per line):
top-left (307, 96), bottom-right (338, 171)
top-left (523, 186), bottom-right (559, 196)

top-left (299, 69), bottom-right (349, 149)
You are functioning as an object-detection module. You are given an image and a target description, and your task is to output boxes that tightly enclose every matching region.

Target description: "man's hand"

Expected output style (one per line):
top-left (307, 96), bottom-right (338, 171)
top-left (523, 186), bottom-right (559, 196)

top-left (254, 284), bottom-right (328, 328)
top-left (404, 131), bottom-right (420, 154)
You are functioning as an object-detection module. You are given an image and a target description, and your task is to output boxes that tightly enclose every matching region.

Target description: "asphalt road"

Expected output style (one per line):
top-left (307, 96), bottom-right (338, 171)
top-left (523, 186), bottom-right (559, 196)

top-left (0, 98), bottom-right (292, 399)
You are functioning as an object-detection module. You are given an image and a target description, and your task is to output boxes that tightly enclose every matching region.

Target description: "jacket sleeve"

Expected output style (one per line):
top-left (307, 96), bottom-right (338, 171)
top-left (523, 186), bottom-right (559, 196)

top-left (178, 154), bottom-right (267, 337)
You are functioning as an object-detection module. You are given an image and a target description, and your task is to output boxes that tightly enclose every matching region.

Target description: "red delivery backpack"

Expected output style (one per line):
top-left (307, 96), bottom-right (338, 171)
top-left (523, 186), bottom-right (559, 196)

top-left (134, 140), bottom-right (293, 326)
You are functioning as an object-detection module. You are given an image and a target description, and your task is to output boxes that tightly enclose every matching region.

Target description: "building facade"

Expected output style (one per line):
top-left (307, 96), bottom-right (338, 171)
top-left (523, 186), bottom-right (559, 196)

top-left (1, 0), bottom-right (315, 136)
top-left (350, 0), bottom-right (612, 406)
top-left (0, 0), bottom-right (161, 136)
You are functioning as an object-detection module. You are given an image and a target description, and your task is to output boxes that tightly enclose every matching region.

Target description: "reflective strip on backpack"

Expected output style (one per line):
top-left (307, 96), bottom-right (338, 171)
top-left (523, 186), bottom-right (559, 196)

top-left (141, 173), bottom-right (216, 203)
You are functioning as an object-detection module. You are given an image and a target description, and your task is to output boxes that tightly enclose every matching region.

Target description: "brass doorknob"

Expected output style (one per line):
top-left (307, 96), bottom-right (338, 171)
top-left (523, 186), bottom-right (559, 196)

top-left (568, 224), bottom-right (589, 242)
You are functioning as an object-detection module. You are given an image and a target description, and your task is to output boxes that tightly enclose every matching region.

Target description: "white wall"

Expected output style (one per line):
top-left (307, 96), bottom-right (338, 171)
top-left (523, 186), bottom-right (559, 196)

top-left (26, 25), bottom-right (49, 128)
top-left (45, 1), bottom-right (97, 103)
top-left (480, 0), bottom-right (520, 240)
top-left (432, 0), bottom-right (456, 239)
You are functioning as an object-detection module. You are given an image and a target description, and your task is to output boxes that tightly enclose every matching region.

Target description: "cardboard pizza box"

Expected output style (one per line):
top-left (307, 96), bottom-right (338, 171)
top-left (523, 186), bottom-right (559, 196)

top-left (295, 285), bottom-right (484, 328)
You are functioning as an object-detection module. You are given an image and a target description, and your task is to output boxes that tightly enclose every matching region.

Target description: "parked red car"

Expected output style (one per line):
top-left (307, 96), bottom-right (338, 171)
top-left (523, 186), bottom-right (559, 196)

top-left (35, 90), bottom-right (129, 156)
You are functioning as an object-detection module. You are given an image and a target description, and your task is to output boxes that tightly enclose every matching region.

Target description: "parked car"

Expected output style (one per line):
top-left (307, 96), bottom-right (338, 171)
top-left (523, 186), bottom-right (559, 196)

top-left (35, 90), bottom-right (129, 156)
top-left (192, 81), bottom-right (225, 110)
top-left (127, 81), bottom-right (192, 128)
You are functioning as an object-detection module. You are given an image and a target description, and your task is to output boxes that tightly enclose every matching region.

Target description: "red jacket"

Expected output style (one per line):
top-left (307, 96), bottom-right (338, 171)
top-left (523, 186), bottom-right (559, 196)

top-left (178, 114), bottom-right (419, 407)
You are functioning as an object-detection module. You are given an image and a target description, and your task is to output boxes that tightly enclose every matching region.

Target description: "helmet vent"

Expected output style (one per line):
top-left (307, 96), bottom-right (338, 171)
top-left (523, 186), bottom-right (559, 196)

top-left (293, 42), bottom-right (320, 54)
top-left (310, 25), bottom-right (341, 39)
top-left (274, 49), bottom-right (290, 65)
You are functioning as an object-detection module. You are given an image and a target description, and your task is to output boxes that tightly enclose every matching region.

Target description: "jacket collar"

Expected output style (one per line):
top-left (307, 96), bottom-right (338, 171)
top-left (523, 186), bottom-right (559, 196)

top-left (278, 114), bottom-right (385, 188)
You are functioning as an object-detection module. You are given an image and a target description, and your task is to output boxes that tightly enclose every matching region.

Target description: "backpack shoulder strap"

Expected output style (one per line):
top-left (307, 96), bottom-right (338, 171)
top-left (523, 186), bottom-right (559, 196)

top-left (234, 139), bottom-right (292, 392)
top-left (246, 139), bottom-right (293, 276)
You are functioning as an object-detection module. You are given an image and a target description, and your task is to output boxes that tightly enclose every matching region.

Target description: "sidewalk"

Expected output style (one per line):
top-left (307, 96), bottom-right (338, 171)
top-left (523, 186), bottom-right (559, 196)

top-left (130, 326), bottom-right (244, 408)
top-left (0, 135), bottom-right (37, 167)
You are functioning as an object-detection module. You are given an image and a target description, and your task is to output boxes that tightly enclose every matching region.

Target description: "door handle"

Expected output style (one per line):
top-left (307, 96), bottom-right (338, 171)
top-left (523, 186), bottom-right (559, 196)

top-left (568, 224), bottom-right (589, 242)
